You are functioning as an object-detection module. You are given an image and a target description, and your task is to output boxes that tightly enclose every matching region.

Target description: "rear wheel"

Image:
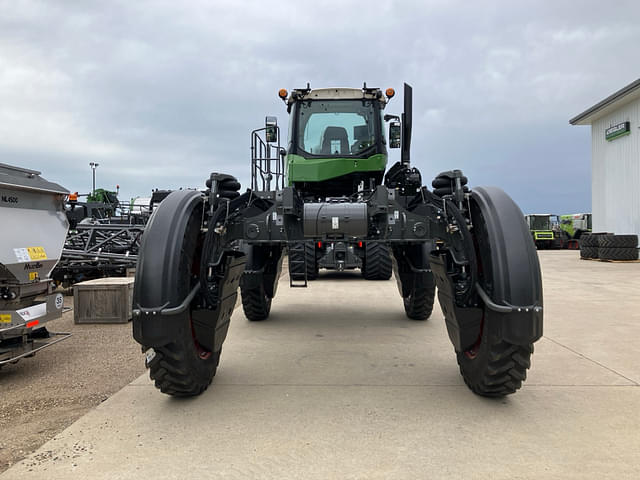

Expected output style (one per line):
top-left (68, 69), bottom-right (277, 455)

top-left (143, 198), bottom-right (220, 396)
top-left (453, 187), bottom-right (540, 396)
top-left (362, 243), bottom-right (392, 280)
top-left (456, 332), bottom-right (533, 397)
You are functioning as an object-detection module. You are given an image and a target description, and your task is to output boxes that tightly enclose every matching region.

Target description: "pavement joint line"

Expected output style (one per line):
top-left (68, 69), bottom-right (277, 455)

top-left (544, 335), bottom-right (640, 386)
top-left (126, 383), bottom-right (640, 388)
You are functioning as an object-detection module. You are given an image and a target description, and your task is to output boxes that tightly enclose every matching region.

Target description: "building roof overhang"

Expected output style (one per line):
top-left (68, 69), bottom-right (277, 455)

top-left (570, 78), bottom-right (640, 126)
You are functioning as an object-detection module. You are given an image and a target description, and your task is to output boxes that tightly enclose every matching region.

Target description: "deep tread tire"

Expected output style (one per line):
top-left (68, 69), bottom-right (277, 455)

top-left (146, 341), bottom-right (221, 397)
top-left (241, 284), bottom-right (272, 321)
top-left (580, 233), bottom-right (606, 248)
top-left (454, 187), bottom-right (540, 397)
top-left (362, 243), bottom-right (392, 280)
top-left (599, 234), bottom-right (638, 248)
top-left (580, 246), bottom-right (598, 259)
top-left (598, 247), bottom-right (639, 261)
top-left (456, 335), bottom-right (533, 397)
top-left (306, 242), bottom-right (319, 280)
top-left (144, 205), bottom-right (220, 397)
top-left (403, 274), bottom-right (436, 320)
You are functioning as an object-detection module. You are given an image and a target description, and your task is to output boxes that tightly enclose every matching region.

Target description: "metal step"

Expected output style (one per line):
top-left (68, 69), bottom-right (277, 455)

top-left (288, 243), bottom-right (308, 288)
top-left (0, 331), bottom-right (72, 366)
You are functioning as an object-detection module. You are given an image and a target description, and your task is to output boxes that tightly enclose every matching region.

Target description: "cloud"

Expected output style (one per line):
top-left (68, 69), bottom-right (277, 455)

top-left (0, 0), bottom-right (639, 214)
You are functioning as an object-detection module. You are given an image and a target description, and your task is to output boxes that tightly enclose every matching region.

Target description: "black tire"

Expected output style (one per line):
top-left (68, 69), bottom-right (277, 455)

top-left (580, 233), bottom-right (607, 248)
top-left (580, 234), bottom-right (596, 248)
top-left (580, 246), bottom-right (598, 259)
top-left (403, 275), bottom-right (436, 320)
top-left (362, 243), bottom-right (392, 280)
top-left (598, 247), bottom-right (639, 261)
top-left (454, 187), bottom-right (540, 397)
top-left (306, 242), bottom-right (319, 279)
top-left (598, 234), bottom-right (638, 248)
top-left (144, 204), bottom-right (220, 397)
top-left (241, 284), bottom-right (272, 321)
top-left (456, 337), bottom-right (533, 397)
top-left (289, 242), bottom-right (318, 280)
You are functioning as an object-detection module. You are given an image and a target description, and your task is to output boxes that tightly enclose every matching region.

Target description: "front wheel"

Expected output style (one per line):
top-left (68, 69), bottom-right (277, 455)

top-left (403, 275), bottom-right (436, 320)
top-left (362, 243), bottom-right (392, 280)
top-left (241, 283), bottom-right (272, 321)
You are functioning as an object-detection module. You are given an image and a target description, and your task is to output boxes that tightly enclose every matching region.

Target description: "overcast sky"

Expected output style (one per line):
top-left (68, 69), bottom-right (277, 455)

top-left (1, 0), bottom-right (639, 214)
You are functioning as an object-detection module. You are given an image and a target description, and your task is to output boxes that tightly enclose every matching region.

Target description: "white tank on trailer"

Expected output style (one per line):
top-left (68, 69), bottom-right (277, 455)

top-left (0, 163), bottom-right (72, 366)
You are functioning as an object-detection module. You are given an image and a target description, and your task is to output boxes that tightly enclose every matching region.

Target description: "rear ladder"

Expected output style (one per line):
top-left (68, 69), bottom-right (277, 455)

top-left (288, 243), bottom-right (308, 288)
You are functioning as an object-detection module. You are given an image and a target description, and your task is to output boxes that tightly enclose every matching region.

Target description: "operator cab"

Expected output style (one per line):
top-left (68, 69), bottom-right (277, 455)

top-left (289, 90), bottom-right (385, 158)
top-left (282, 86), bottom-right (396, 198)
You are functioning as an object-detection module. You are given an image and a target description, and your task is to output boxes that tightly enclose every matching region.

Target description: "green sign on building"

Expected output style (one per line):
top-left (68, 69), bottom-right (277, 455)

top-left (605, 121), bottom-right (630, 141)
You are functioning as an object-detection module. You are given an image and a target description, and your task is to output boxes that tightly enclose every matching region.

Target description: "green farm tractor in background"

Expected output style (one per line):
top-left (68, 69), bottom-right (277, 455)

top-left (525, 214), bottom-right (558, 249)
top-left (86, 188), bottom-right (119, 206)
top-left (525, 213), bottom-right (592, 250)
top-left (559, 213), bottom-right (592, 241)
top-left (132, 83), bottom-right (543, 398)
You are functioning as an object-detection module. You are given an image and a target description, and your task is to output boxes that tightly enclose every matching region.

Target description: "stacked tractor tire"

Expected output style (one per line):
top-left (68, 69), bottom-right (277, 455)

top-left (580, 233), bottom-right (639, 261)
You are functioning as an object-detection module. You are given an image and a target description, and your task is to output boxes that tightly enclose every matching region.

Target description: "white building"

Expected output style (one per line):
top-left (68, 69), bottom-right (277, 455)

top-left (570, 78), bottom-right (640, 237)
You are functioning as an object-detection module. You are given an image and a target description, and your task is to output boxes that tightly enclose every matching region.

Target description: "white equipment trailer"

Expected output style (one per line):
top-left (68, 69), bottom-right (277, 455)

top-left (0, 163), bottom-right (71, 366)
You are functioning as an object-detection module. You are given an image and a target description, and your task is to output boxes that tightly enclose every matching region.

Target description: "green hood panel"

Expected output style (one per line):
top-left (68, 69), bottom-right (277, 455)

top-left (286, 153), bottom-right (387, 184)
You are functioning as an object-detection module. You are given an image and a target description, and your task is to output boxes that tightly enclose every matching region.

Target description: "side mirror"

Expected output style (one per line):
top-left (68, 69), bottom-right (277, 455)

top-left (265, 116), bottom-right (278, 143)
top-left (389, 121), bottom-right (401, 148)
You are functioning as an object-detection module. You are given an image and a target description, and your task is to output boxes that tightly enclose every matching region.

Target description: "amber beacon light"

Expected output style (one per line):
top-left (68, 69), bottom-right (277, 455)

top-left (278, 88), bottom-right (288, 99)
top-left (385, 87), bottom-right (395, 98)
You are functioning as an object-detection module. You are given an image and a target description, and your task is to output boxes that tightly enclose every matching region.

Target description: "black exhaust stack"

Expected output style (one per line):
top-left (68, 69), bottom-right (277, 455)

top-left (401, 83), bottom-right (412, 167)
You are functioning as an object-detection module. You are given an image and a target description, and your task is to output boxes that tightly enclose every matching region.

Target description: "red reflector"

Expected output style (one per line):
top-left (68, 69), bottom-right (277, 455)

top-left (26, 320), bottom-right (39, 328)
top-left (317, 241), bottom-right (322, 248)
top-left (358, 241), bottom-right (363, 248)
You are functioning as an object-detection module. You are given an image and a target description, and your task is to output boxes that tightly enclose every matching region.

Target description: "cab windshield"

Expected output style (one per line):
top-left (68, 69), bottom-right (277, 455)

top-left (530, 216), bottom-right (551, 230)
top-left (297, 100), bottom-right (377, 157)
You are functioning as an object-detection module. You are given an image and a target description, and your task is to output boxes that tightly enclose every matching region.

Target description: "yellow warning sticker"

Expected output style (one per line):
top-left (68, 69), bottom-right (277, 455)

top-left (27, 247), bottom-right (47, 260)
top-left (29, 271), bottom-right (39, 281)
top-left (0, 314), bottom-right (11, 324)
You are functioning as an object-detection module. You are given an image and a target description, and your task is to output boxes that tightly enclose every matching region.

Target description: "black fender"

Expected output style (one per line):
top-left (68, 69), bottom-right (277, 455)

top-left (239, 244), bottom-right (284, 298)
top-left (391, 242), bottom-right (434, 298)
top-left (471, 186), bottom-right (543, 345)
top-left (430, 186), bottom-right (542, 351)
top-left (133, 190), bottom-right (204, 348)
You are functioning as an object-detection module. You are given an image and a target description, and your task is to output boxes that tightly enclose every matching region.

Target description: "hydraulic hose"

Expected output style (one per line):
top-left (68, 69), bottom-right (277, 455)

top-left (443, 198), bottom-right (478, 306)
top-left (199, 191), bottom-right (254, 306)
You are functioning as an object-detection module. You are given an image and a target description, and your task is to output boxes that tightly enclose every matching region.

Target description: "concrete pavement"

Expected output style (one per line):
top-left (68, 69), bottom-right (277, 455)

top-left (2, 251), bottom-right (639, 479)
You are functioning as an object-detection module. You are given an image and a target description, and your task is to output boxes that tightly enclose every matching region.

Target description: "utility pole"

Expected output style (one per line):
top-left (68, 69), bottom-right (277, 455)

top-left (89, 162), bottom-right (99, 197)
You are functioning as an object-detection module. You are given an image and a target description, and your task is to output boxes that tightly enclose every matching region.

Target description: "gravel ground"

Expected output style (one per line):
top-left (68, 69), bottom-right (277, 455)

top-left (0, 294), bottom-right (146, 473)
